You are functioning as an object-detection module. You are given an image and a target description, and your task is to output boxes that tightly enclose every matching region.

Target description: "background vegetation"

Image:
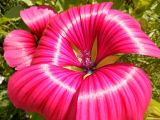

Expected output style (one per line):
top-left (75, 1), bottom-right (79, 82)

top-left (0, 0), bottom-right (160, 119)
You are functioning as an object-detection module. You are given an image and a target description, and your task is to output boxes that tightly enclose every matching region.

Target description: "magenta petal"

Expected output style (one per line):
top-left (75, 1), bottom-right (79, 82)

top-left (32, 32), bottom-right (81, 66)
top-left (48, 2), bottom-right (112, 51)
top-left (8, 64), bottom-right (83, 120)
top-left (20, 6), bottom-right (57, 38)
top-left (96, 10), bottom-right (160, 63)
top-left (33, 2), bottom-right (160, 67)
top-left (3, 30), bottom-right (36, 70)
top-left (76, 64), bottom-right (151, 120)
top-left (32, 2), bottom-right (112, 66)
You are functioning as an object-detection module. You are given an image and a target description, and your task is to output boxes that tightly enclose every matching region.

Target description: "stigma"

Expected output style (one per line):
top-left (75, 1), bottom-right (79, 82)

top-left (78, 50), bottom-right (96, 73)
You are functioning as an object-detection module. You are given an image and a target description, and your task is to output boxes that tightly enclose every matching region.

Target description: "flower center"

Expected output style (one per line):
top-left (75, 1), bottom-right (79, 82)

top-left (78, 50), bottom-right (96, 74)
top-left (64, 40), bottom-right (120, 79)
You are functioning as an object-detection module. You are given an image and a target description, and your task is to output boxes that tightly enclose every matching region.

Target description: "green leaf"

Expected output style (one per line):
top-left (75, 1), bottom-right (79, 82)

top-left (18, 19), bottom-right (29, 30)
top-left (112, 0), bottom-right (124, 9)
top-left (139, 18), bottom-right (148, 31)
top-left (0, 17), bottom-right (10, 25)
top-left (155, 3), bottom-right (160, 15)
top-left (0, 90), bottom-right (9, 108)
top-left (96, 0), bottom-right (110, 2)
top-left (133, 0), bottom-right (154, 9)
top-left (19, 0), bottom-right (34, 6)
top-left (145, 99), bottom-right (160, 119)
top-left (4, 6), bottom-right (24, 18)
top-left (32, 0), bottom-right (44, 5)
top-left (132, 0), bottom-right (154, 17)
top-left (96, 0), bottom-right (124, 9)
top-left (28, 112), bottom-right (44, 120)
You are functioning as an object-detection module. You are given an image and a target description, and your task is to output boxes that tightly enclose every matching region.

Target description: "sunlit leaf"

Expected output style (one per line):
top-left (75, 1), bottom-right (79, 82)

top-left (0, 17), bottom-right (10, 25)
top-left (133, 0), bottom-right (154, 17)
top-left (145, 99), bottom-right (160, 120)
top-left (19, 0), bottom-right (34, 6)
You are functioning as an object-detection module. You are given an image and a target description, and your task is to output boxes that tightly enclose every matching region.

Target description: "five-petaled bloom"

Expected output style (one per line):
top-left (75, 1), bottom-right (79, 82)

top-left (3, 2), bottom-right (160, 120)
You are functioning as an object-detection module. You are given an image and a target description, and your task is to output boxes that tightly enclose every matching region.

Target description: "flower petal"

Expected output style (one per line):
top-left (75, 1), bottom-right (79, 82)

top-left (20, 6), bottom-right (57, 38)
top-left (76, 64), bottom-right (151, 120)
top-left (96, 10), bottom-right (160, 63)
top-left (32, 33), bottom-right (81, 66)
top-left (32, 2), bottom-right (112, 67)
top-left (3, 30), bottom-right (36, 70)
top-left (8, 64), bottom-right (83, 120)
top-left (48, 2), bottom-right (112, 51)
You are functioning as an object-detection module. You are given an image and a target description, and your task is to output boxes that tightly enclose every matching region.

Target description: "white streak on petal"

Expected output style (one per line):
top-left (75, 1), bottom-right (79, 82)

top-left (41, 64), bottom-right (76, 93)
top-left (78, 67), bottom-right (136, 100)
top-left (105, 16), bottom-right (144, 52)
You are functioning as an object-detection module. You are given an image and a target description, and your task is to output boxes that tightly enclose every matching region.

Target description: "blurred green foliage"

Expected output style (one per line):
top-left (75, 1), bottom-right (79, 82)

top-left (0, 0), bottom-right (160, 119)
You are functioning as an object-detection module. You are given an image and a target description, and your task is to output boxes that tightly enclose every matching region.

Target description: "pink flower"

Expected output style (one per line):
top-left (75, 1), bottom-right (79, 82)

top-left (3, 6), bottom-right (56, 70)
top-left (5, 2), bottom-right (160, 120)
